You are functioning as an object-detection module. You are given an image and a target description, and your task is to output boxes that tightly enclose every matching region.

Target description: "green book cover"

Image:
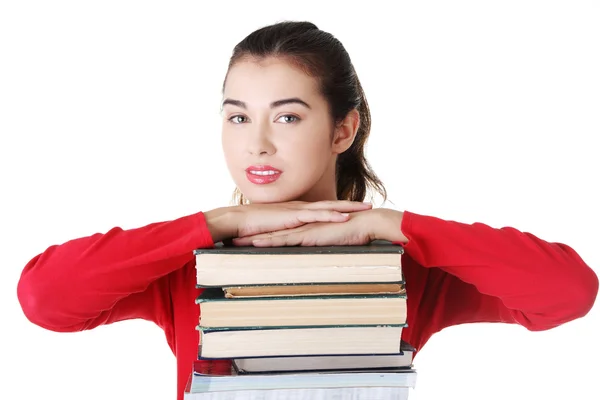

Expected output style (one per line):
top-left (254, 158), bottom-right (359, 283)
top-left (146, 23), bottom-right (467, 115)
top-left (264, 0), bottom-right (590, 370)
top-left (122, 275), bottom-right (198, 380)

top-left (193, 240), bottom-right (404, 256)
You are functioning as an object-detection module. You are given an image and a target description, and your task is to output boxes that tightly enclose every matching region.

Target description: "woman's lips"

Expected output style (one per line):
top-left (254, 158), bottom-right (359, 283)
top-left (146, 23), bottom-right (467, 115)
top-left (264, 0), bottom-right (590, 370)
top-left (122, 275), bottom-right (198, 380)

top-left (245, 165), bottom-right (282, 184)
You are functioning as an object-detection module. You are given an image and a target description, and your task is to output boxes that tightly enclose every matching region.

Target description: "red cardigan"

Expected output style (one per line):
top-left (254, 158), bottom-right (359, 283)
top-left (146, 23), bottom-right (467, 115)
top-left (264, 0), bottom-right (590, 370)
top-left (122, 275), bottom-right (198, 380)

top-left (16, 210), bottom-right (598, 400)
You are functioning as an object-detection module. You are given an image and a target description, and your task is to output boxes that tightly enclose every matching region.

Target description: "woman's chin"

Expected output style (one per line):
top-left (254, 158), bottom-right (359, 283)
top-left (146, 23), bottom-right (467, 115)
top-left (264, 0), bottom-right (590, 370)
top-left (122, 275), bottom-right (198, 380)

top-left (242, 187), bottom-right (306, 204)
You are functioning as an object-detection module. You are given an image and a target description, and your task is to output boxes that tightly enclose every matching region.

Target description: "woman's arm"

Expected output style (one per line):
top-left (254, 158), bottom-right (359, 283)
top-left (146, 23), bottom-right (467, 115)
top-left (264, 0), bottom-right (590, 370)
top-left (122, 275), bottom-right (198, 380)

top-left (377, 209), bottom-right (598, 333)
top-left (16, 211), bottom-right (215, 333)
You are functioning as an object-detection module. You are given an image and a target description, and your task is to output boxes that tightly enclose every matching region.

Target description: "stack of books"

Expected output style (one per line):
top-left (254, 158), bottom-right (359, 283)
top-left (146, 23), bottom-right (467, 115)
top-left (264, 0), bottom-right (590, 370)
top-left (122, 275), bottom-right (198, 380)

top-left (184, 240), bottom-right (417, 399)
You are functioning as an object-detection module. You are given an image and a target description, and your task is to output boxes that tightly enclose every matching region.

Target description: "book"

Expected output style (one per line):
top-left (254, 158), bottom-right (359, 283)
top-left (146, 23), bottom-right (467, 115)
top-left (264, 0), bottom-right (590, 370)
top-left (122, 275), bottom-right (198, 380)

top-left (184, 362), bottom-right (417, 400)
top-left (194, 240), bottom-right (403, 287)
top-left (197, 325), bottom-right (405, 359)
top-left (196, 287), bottom-right (407, 328)
top-left (184, 386), bottom-right (412, 400)
top-left (222, 283), bottom-right (405, 298)
top-left (231, 340), bottom-right (415, 373)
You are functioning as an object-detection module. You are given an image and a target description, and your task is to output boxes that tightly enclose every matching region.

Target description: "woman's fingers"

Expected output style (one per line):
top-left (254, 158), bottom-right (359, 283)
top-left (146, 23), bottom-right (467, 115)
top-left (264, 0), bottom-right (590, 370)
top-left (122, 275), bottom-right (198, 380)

top-left (295, 209), bottom-right (351, 224)
top-left (233, 227), bottom-right (304, 246)
top-left (252, 235), bottom-right (298, 247)
top-left (233, 201), bottom-right (371, 239)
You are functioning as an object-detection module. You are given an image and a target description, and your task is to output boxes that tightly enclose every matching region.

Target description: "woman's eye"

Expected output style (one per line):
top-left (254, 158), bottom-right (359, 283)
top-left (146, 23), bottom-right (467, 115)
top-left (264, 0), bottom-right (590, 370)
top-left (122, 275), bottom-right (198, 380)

top-left (228, 115), bottom-right (248, 124)
top-left (277, 115), bottom-right (299, 123)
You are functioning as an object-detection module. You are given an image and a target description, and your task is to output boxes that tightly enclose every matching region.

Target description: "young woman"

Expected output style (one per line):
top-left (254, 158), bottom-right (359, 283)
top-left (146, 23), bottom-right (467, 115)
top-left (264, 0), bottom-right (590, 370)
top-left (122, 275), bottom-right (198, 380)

top-left (16, 21), bottom-right (598, 400)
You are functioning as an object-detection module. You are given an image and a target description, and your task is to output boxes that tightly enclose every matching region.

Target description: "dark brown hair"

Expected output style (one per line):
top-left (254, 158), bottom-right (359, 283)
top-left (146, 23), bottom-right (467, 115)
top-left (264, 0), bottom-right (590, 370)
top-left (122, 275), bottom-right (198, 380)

top-left (223, 21), bottom-right (387, 205)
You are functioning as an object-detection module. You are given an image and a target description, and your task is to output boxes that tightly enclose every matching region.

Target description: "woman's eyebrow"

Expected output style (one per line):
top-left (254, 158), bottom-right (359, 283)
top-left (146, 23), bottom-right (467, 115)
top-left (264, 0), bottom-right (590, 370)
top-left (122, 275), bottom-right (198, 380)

top-left (270, 98), bottom-right (311, 109)
top-left (222, 97), bottom-right (312, 110)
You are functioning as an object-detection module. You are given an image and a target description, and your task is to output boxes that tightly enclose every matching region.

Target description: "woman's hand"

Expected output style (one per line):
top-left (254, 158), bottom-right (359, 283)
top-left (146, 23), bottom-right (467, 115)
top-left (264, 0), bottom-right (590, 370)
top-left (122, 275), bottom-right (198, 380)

top-left (231, 208), bottom-right (408, 247)
top-left (204, 200), bottom-right (374, 243)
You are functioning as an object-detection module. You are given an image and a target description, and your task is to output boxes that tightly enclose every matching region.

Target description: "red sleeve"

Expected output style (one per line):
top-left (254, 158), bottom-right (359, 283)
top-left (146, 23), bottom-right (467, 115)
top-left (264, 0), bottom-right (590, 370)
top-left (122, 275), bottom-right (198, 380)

top-left (16, 211), bottom-right (214, 333)
top-left (398, 210), bottom-right (598, 338)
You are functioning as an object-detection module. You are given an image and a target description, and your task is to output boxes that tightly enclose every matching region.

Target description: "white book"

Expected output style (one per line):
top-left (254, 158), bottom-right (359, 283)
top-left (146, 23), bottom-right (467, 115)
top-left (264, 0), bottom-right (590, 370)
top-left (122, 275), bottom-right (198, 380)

top-left (184, 386), bottom-right (411, 400)
top-left (184, 368), bottom-right (417, 400)
top-left (231, 340), bottom-right (415, 373)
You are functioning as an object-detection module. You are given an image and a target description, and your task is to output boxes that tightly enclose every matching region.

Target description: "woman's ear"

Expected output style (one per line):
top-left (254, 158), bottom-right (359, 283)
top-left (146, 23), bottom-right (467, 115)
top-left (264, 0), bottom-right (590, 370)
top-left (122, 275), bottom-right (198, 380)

top-left (332, 108), bottom-right (360, 154)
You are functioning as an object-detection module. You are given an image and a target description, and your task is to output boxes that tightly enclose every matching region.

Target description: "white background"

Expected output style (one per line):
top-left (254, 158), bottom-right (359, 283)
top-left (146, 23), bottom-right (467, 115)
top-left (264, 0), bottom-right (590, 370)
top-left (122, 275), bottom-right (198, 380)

top-left (1, 1), bottom-right (599, 399)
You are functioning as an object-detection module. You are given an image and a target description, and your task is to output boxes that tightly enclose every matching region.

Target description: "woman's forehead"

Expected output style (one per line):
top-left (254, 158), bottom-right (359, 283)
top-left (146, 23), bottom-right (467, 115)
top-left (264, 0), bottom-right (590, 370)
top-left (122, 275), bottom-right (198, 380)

top-left (223, 58), bottom-right (321, 105)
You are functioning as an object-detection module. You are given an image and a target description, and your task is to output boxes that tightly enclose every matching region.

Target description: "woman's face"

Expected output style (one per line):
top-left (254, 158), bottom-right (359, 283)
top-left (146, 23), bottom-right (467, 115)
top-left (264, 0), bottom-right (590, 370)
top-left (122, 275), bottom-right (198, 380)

top-left (221, 57), bottom-right (354, 204)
